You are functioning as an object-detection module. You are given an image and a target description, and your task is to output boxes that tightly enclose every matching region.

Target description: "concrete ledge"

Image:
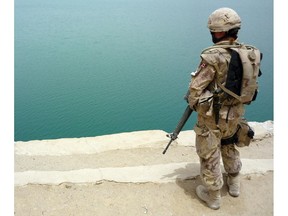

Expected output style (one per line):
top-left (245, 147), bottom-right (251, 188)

top-left (15, 121), bottom-right (273, 156)
top-left (15, 130), bottom-right (168, 156)
top-left (15, 159), bottom-right (273, 186)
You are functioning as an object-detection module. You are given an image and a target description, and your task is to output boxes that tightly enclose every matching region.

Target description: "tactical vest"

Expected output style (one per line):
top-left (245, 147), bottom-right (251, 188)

top-left (201, 43), bottom-right (262, 104)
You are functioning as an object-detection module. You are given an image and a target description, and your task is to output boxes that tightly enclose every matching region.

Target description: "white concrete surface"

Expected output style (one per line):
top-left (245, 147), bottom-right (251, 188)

top-left (15, 159), bottom-right (273, 186)
top-left (15, 121), bottom-right (273, 156)
top-left (14, 121), bottom-right (273, 186)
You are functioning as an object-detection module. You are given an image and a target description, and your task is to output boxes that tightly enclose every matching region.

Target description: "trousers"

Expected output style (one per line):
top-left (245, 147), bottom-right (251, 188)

top-left (194, 114), bottom-right (242, 191)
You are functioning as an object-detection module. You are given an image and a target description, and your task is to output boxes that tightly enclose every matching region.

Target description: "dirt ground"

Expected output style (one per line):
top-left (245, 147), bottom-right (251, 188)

top-left (15, 136), bottom-right (274, 216)
top-left (15, 172), bottom-right (273, 216)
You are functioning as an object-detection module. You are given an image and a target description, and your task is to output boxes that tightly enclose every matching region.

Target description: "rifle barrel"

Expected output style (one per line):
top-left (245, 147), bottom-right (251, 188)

top-left (162, 138), bottom-right (173, 154)
top-left (162, 105), bottom-right (193, 154)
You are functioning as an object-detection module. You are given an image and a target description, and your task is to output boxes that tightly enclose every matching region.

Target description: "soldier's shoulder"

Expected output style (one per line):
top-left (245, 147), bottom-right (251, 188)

top-left (200, 46), bottom-right (229, 65)
top-left (201, 46), bottom-right (229, 55)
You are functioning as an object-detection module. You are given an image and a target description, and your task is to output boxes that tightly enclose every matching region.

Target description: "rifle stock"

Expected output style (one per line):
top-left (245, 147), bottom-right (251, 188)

top-left (162, 105), bottom-right (193, 154)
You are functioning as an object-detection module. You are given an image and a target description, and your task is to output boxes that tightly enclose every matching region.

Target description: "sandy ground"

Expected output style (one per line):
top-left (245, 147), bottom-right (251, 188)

top-left (15, 134), bottom-right (273, 216)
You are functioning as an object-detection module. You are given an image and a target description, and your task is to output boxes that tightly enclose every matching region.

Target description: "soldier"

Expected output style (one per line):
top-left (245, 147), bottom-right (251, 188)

top-left (188, 8), bottom-right (258, 210)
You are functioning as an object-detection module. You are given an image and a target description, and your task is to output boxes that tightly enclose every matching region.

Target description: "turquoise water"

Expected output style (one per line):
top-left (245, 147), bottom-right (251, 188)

top-left (15, 0), bottom-right (273, 141)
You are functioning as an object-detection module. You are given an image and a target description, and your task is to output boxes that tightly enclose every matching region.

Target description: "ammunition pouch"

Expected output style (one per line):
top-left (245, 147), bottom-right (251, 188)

top-left (196, 90), bottom-right (213, 116)
top-left (221, 119), bottom-right (254, 147)
top-left (236, 119), bottom-right (254, 147)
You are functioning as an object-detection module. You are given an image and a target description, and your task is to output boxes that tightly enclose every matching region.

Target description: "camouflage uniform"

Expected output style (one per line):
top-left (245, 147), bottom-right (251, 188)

top-left (188, 40), bottom-right (244, 191)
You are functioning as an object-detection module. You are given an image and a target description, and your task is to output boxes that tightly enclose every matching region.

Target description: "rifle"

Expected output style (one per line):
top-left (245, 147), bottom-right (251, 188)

top-left (212, 88), bottom-right (222, 126)
top-left (162, 105), bottom-right (193, 154)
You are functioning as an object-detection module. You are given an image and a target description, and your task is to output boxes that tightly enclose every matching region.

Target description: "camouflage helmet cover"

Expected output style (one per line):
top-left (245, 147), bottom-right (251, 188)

top-left (207, 7), bottom-right (241, 32)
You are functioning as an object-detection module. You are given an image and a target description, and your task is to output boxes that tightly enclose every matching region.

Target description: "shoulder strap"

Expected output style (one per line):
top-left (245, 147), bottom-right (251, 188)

top-left (216, 80), bottom-right (242, 101)
top-left (202, 43), bottom-right (259, 54)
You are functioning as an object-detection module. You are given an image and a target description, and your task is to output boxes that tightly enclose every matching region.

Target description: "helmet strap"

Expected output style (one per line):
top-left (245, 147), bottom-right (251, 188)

top-left (227, 28), bottom-right (239, 39)
top-left (211, 32), bottom-right (227, 43)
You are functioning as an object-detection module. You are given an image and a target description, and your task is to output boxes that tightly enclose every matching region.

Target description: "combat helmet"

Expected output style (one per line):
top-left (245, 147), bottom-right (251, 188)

top-left (207, 8), bottom-right (241, 32)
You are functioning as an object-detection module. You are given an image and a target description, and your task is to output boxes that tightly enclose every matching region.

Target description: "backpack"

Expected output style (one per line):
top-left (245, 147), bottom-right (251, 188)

top-left (202, 43), bottom-right (262, 104)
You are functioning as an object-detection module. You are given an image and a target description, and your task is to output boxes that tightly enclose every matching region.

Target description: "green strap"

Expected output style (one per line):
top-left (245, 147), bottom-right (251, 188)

top-left (215, 79), bottom-right (242, 102)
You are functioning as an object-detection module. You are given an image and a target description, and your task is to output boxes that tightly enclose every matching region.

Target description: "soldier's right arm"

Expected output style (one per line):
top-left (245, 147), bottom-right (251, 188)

top-left (188, 60), bottom-right (216, 109)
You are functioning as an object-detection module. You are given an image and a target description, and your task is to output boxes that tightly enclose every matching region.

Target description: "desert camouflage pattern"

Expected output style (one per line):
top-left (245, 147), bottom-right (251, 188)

top-left (207, 7), bottom-right (241, 32)
top-left (194, 115), bottom-right (242, 190)
top-left (188, 40), bottom-right (244, 191)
